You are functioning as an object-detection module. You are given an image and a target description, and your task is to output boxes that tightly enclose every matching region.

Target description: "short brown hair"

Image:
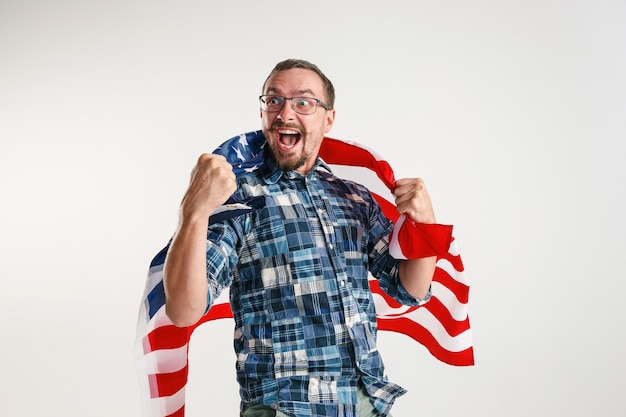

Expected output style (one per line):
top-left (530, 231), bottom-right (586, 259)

top-left (262, 59), bottom-right (335, 109)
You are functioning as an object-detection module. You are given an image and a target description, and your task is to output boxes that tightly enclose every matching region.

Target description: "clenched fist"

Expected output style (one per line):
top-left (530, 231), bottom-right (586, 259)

top-left (179, 153), bottom-right (237, 222)
top-left (393, 178), bottom-right (436, 224)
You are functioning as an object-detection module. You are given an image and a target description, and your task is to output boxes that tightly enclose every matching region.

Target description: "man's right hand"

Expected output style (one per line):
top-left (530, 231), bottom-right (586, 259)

top-left (180, 153), bottom-right (237, 222)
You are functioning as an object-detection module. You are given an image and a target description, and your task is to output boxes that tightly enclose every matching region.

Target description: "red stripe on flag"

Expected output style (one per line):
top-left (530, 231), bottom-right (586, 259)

top-left (149, 365), bottom-right (189, 398)
top-left (422, 297), bottom-right (471, 337)
top-left (432, 268), bottom-right (470, 305)
top-left (377, 316), bottom-right (474, 366)
top-left (318, 138), bottom-right (396, 191)
top-left (144, 325), bottom-right (188, 352)
top-left (199, 302), bottom-right (233, 322)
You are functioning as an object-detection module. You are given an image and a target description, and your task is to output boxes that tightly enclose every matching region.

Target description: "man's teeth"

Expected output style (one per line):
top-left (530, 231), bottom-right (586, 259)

top-left (278, 129), bottom-right (299, 135)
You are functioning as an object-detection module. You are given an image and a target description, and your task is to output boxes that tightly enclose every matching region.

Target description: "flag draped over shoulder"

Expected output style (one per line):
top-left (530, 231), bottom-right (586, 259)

top-left (134, 130), bottom-right (474, 417)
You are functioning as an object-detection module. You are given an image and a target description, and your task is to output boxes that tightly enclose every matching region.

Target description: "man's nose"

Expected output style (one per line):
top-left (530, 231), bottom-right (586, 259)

top-left (277, 99), bottom-right (296, 120)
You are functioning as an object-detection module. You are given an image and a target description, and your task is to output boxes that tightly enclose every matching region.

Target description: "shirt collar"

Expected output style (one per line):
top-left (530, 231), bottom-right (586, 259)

top-left (260, 153), bottom-right (335, 184)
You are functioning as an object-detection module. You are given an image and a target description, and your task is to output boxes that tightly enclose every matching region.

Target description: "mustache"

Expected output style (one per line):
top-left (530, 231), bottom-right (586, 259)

top-left (270, 122), bottom-right (302, 131)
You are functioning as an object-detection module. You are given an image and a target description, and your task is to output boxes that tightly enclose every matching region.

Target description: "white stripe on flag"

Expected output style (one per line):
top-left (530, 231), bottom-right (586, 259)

top-left (142, 344), bottom-right (189, 375)
top-left (397, 308), bottom-right (473, 353)
top-left (143, 387), bottom-right (186, 417)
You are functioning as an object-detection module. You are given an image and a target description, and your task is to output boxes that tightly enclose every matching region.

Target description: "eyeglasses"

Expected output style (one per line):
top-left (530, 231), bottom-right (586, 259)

top-left (259, 95), bottom-right (330, 115)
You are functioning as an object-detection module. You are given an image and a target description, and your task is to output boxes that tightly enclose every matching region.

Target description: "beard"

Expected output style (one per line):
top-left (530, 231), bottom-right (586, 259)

top-left (268, 144), bottom-right (310, 172)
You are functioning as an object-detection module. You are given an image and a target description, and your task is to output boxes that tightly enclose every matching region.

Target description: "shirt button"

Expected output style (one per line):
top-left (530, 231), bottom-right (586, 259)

top-left (328, 243), bottom-right (334, 250)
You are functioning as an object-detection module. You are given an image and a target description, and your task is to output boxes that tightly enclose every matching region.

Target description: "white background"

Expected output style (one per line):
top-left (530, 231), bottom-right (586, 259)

top-left (1, 1), bottom-right (625, 416)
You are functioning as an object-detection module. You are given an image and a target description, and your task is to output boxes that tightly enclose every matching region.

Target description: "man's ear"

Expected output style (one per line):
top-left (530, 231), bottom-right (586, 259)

top-left (324, 109), bottom-right (336, 133)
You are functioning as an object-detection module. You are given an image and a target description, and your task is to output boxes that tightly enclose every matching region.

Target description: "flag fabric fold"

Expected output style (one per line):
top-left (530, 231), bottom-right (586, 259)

top-left (134, 130), bottom-right (474, 417)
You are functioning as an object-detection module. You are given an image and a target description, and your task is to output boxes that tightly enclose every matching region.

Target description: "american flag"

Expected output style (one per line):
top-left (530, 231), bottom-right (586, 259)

top-left (134, 131), bottom-right (474, 417)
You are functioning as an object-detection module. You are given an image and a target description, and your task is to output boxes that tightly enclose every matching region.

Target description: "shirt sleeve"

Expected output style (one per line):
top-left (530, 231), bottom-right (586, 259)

top-left (366, 193), bottom-right (432, 307)
top-left (203, 218), bottom-right (243, 312)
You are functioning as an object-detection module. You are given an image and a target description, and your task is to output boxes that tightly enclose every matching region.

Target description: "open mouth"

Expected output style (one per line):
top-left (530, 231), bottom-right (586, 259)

top-left (276, 128), bottom-right (302, 151)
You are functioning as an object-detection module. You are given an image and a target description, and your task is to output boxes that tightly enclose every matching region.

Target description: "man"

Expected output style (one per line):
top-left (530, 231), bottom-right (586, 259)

top-left (162, 59), bottom-right (439, 417)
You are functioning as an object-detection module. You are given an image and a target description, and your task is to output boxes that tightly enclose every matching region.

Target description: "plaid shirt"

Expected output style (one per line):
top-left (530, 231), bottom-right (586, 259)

top-left (204, 155), bottom-right (426, 417)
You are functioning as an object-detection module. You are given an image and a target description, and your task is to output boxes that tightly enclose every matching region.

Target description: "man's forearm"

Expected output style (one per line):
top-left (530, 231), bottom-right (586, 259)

top-left (398, 256), bottom-right (437, 301)
top-left (163, 217), bottom-right (210, 327)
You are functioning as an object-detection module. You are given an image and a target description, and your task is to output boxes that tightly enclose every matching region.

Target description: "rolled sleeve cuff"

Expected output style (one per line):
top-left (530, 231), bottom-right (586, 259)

top-left (396, 281), bottom-right (432, 306)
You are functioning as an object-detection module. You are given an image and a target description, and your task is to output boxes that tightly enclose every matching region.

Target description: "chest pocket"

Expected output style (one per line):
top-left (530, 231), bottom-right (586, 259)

top-left (328, 196), bottom-right (367, 259)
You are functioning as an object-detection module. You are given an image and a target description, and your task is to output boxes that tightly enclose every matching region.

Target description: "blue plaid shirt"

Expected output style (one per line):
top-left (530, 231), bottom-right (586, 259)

top-left (204, 154), bottom-right (427, 417)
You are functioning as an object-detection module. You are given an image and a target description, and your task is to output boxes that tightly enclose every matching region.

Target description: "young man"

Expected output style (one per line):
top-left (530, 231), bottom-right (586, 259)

top-left (162, 59), bottom-right (438, 417)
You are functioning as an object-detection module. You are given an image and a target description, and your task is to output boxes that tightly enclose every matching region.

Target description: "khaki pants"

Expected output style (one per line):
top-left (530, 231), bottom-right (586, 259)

top-left (240, 386), bottom-right (391, 417)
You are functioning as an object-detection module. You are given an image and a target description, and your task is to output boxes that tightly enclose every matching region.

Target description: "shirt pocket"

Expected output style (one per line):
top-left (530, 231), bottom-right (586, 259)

top-left (240, 213), bottom-right (289, 265)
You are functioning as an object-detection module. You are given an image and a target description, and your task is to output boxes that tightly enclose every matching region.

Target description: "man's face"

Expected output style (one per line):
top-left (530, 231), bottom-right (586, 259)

top-left (261, 68), bottom-right (335, 174)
